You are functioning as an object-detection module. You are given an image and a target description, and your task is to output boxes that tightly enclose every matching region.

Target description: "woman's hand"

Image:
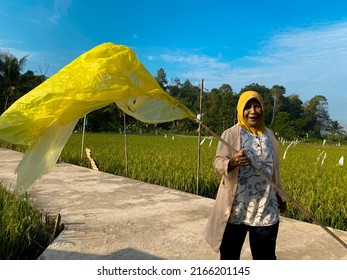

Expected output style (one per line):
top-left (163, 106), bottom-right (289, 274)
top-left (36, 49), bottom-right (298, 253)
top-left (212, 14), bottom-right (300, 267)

top-left (232, 150), bottom-right (250, 166)
top-left (228, 150), bottom-right (250, 172)
top-left (276, 194), bottom-right (287, 213)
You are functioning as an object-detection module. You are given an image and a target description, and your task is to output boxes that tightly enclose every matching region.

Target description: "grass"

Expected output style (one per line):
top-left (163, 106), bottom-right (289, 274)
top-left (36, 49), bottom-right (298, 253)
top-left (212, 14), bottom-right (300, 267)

top-left (0, 185), bottom-right (58, 259)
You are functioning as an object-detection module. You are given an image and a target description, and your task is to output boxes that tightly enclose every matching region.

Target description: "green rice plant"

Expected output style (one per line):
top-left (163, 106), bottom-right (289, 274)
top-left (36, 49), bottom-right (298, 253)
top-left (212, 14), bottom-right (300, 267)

top-left (0, 186), bottom-right (55, 259)
top-left (279, 143), bottom-right (347, 231)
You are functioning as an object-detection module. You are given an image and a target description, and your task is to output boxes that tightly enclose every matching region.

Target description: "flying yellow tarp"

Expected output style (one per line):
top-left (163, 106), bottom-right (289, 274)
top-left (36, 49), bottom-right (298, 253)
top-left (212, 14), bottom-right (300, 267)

top-left (0, 42), bottom-right (196, 193)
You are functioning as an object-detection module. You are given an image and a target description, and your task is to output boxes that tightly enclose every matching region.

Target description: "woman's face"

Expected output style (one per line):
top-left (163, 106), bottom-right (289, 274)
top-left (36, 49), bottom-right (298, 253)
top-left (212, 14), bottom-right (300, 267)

top-left (243, 98), bottom-right (263, 128)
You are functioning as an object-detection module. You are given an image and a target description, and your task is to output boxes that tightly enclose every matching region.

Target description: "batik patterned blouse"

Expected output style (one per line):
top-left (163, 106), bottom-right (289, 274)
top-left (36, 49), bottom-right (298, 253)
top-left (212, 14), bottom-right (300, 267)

top-left (229, 128), bottom-right (279, 226)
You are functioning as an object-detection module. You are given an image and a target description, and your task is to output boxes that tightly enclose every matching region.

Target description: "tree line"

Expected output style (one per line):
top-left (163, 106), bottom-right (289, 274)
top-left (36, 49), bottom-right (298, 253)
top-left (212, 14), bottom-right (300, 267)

top-left (154, 68), bottom-right (345, 141)
top-left (1, 52), bottom-right (345, 142)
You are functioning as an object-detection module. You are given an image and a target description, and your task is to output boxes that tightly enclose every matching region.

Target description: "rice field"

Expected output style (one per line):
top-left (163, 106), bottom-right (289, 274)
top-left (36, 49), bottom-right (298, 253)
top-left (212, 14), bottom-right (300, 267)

top-left (60, 132), bottom-right (347, 232)
top-left (0, 187), bottom-right (55, 259)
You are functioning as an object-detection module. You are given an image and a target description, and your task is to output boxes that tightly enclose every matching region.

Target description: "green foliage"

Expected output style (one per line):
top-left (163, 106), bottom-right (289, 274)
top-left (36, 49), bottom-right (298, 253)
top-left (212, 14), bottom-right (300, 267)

top-left (0, 52), bottom-right (46, 114)
top-left (83, 104), bottom-right (123, 133)
top-left (301, 95), bottom-right (330, 138)
top-left (155, 68), bottom-right (168, 90)
top-left (271, 112), bottom-right (298, 139)
top-left (0, 187), bottom-right (55, 259)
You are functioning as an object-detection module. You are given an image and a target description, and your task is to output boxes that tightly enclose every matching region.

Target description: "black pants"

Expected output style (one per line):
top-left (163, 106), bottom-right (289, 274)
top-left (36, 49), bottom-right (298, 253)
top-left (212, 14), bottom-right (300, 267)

top-left (220, 222), bottom-right (279, 260)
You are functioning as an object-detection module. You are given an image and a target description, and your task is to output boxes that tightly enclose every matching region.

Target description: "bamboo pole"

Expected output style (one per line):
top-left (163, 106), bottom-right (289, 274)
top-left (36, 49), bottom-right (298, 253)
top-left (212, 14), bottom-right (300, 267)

top-left (196, 79), bottom-right (204, 195)
top-left (123, 112), bottom-right (129, 177)
top-left (80, 115), bottom-right (86, 161)
top-left (200, 121), bottom-right (347, 250)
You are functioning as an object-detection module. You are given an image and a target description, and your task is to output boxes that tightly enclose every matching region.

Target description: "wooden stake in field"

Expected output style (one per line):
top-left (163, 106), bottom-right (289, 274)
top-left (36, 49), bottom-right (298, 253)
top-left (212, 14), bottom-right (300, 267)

top-left (196, 79), bottom-right (204, 195)
top-left (85, 147), bottom-right (98, 171)
top-left (123, 112), bottom-right (129, 177)
top-left (81, 115), bottom-right (87, 161)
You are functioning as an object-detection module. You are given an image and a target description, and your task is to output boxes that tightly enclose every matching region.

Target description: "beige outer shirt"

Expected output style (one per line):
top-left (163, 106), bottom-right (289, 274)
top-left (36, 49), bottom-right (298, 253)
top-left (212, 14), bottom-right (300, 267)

top-left (204, 124), bottom-right (285, 253)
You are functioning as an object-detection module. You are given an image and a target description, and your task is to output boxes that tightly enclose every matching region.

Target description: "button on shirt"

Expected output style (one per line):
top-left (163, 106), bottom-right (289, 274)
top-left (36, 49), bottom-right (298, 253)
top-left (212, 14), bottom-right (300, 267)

top-left (229, 128), bottom-right (279, 226)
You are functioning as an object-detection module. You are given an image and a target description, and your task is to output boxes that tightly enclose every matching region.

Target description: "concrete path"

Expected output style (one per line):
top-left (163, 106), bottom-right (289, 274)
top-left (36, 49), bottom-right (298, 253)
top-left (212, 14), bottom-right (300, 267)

top-left (1, 147), bottom-right (346, 260)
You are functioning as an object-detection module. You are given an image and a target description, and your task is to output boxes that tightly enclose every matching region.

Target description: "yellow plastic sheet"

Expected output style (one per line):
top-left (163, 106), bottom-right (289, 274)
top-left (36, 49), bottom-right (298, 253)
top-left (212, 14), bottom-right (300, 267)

top-left (0, 42), bottom-right (196, 192)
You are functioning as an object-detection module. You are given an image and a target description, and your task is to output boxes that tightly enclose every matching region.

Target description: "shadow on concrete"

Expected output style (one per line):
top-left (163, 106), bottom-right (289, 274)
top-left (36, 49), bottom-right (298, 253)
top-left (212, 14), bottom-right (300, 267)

top-left (38, 247), bottom-right (164, 260)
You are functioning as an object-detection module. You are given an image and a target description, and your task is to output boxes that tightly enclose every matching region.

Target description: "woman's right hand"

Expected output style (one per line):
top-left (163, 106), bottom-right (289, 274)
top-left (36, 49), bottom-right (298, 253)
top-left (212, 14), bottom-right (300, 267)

top-left (228, 150), bottom-right (250, 172)
top-left (232, 150), bottom-right (250, 167)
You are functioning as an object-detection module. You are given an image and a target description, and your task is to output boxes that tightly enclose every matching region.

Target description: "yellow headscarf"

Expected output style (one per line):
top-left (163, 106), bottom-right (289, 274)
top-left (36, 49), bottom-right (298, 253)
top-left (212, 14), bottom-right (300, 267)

top-left (237, 90), bottom-right (266, 135)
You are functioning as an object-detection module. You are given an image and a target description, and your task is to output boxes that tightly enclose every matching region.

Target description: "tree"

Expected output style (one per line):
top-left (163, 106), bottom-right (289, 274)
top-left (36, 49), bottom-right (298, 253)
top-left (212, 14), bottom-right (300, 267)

top-left (302, 95), bottom-right (330, 138)
top-left (166, 78), bottom-right (179, 98)
top-left (270, 85), bottom-right (285, 125)
top-left (17, 70), bottom-right (45, 95)
top-left (154, 68), bottom-right (168, 91)
top-left (326, 120), bottom-right (345, 142)
top-left (272, 112), bottom-right (298, 140)
top-left (219, 84), bottom-right (237, 130)
top-left (204, 88), bottom-right (222, 132)
top-left (282, 94), bottom-right (303, 121)
top-left (0, 52), bottom-right (29, 112)
top-left (85, 103), bottom-right (124, 132)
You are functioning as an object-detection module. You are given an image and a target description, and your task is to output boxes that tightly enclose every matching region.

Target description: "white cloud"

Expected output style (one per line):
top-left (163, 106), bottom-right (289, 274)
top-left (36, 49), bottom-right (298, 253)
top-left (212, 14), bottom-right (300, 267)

top-left (49, 0), bottom-right (72, 23)
top-left (161, 53), bottom-right (229, 69)
top-left (159, 53), bottom-right (231, 84)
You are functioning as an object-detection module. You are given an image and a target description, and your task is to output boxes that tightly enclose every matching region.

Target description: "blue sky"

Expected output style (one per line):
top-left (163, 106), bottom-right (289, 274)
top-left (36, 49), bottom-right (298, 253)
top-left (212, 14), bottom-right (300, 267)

top-left (1, 0), bottom-right (347, 129)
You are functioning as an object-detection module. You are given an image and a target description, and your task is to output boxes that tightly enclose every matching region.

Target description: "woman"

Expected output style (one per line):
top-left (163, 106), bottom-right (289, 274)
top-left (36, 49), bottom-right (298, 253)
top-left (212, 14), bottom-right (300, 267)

top-left (204, 90), bottom-right (286, 260)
